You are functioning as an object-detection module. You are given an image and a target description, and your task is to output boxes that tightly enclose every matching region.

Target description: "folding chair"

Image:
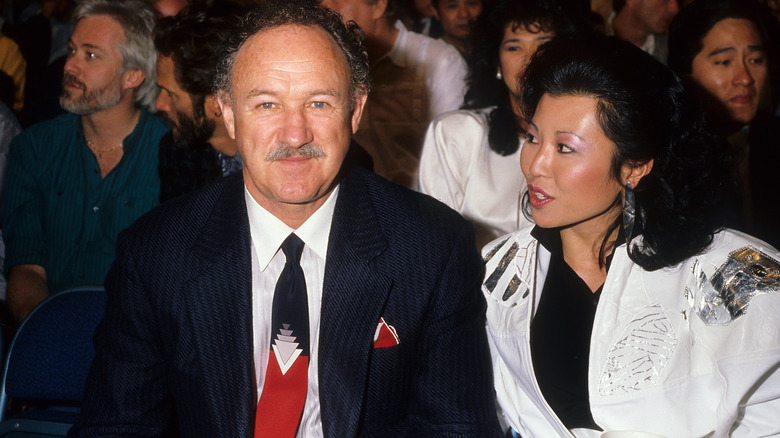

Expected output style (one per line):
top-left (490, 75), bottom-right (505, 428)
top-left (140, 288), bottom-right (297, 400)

top-left (0, 286), bottom-right (106, 437)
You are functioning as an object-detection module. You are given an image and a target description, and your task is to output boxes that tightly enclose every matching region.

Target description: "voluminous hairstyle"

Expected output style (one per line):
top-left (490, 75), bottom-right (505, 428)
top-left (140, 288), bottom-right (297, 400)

top-left (462, 0), bottom-right (577, 156)
top-left (154, 8), bottom-right (237, 125)
top-left (72, 0), bottom-right (158, 111)
top-left (214, 0), bottom-right (370, 109)
top-left (521, 33), bottom-right (734, 270)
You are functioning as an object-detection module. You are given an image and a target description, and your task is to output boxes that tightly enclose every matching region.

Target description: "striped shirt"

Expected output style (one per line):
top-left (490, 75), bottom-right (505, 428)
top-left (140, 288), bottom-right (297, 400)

top-left (3, 110), bottom-right (169, 293)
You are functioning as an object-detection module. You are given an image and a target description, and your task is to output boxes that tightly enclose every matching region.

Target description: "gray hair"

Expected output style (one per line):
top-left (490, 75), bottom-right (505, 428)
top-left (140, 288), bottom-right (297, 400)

top-left (214, 0), bottom-right (370, 111)
top-left (72, 0), bottom-right (158, 111)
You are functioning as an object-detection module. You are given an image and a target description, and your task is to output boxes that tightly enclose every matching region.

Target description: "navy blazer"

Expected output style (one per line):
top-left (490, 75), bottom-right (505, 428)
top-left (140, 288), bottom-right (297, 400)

top-left (70, 166), bottom-right (501, 437)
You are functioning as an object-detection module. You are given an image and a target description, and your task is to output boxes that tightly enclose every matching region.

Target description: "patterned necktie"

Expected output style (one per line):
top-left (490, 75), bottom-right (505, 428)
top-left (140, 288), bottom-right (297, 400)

top-left (255, 234), bottom-right (309, 437)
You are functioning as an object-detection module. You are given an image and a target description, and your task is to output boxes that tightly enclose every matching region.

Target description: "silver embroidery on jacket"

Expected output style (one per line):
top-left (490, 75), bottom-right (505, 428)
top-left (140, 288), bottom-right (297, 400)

top-left (692, 247), bottom-right (780, 325)
top-left (598, 304), bottom-right (676, 395)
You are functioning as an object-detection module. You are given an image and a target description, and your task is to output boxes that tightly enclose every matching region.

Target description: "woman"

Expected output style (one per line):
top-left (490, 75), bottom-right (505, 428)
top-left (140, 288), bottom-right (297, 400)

top-left (668, 0), bottom-right (780, 248)
top-left (417, 0), bottom-right (576, 247)
top-left (483, 33), bottom-right (780, 437)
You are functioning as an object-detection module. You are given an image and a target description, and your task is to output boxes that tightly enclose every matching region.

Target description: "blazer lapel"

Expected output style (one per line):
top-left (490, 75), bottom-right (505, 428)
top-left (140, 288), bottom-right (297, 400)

top-left (183, 175), bottom-right (256, 437)
top-left (319, 169), bottom-right (391, 438)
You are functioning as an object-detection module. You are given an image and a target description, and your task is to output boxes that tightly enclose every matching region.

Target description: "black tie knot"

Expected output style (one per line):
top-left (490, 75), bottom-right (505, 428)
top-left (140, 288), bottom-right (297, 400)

top-left (281, 234), bottom-right (305, 265)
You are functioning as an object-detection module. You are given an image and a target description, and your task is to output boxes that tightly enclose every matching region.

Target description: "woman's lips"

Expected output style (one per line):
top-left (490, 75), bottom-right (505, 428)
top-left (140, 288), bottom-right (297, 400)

top-left (527, 184), bottom-right (552, 208)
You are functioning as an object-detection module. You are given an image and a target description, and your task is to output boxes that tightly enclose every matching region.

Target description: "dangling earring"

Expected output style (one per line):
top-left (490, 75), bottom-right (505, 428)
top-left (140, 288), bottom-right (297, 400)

top-left (622, 182), bottom-right (636, 245)
top-left (496, 69), bottom-right (502, 80)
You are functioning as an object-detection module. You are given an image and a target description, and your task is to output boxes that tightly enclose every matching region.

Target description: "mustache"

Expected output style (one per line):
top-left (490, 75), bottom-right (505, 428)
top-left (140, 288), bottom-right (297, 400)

top-left (62, 73), bottom-right (86, 91)
top-left (265, 143), bottom-right (325, 161)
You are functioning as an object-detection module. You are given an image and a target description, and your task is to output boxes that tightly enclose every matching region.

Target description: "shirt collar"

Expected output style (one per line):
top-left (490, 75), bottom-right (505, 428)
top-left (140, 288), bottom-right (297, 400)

top-left (381, 20), bottom-right (407, 68)
top-left (245, 185), bottom-right (340, 270)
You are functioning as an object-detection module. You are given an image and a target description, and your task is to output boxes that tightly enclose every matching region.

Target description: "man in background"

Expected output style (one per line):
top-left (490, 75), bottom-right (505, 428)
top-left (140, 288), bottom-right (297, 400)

top-left (608, 0), bottom-right (679, 63)
top-left (3, 0), bottom-right (167, 324)
top-left (431, 0), bottom-right (482, 57)
top-left (322, 0), bottom-right (468, 187)
top-left (154, 9), bottom-right (242, 202)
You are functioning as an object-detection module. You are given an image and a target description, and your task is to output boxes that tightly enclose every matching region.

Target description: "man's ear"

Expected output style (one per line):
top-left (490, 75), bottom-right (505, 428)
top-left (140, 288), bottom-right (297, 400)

top-left (217, 91), bottom-right (236, 140)
top-left (204, 94), bottom-right (222, 119)
top-left (372, 0), bottom-right (388, 20)
top-left (122, 69), bottom-right (145, 90)
top-left (350, 90), bottom-right (368, 134)
top-left (622, 159), bottom-right (654, 187)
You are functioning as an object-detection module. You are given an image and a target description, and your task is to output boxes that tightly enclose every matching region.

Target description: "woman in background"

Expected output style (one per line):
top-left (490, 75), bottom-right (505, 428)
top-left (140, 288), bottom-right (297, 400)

top-left (483, 33), bottom-right (780, 437)
top-left (417, 0), bottom-right (576, 248)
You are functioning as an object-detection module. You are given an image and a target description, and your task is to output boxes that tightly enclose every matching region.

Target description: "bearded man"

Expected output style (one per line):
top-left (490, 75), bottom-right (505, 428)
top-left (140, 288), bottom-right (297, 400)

top-left (153, 8), bottom-right (243, 202)
top-left (2, 0), bottom-right (169, 325)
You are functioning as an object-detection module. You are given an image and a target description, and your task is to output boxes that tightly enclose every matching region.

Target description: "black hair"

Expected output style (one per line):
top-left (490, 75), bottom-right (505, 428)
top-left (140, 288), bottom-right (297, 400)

top-left (154, 8), bottom-right (236, 127)
top-left (462, 0), bottom-right (577, 156)
top-left (668, 0), bottom-right (780, 117)
top-left (214, 0), bottom-right (370, 109)
top-left (521, 33), bottom-right (734, 270)
top-left (668, 0), bottom-right (778, 76)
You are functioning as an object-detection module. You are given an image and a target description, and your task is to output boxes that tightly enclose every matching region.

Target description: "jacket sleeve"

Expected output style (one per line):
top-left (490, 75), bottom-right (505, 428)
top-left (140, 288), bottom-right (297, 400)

top-left (406, 221), bottom-right (503, 437)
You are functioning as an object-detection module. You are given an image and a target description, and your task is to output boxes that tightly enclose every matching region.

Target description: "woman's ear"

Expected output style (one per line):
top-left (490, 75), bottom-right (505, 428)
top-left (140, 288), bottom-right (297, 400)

top-left (623, 159), bottom-right (654, 187)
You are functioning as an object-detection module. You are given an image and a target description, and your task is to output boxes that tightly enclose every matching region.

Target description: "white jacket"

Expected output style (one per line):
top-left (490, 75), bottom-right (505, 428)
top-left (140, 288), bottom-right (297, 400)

top-left (482, 226), bottom-right (780, 437)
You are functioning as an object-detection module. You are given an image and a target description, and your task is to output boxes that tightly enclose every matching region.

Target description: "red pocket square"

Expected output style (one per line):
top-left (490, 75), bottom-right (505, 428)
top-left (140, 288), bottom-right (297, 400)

top-left (373, 317), bottom-right (399, 348)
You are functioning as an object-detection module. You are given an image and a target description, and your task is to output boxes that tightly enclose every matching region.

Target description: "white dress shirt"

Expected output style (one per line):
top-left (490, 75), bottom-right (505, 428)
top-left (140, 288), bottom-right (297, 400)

top-left (246, 185), bottom-right (340, 438)
top-left (417, 108), bottom-right (531, 248)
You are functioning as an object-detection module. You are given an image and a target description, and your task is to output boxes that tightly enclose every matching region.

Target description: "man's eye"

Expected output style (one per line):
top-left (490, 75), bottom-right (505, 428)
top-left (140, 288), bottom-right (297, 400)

top-left (260, 103), bottom-right (274, 109)
top-left (312, 101), bottom-right (326, 109)
top-left (86, 52), bottom-right (96, 59)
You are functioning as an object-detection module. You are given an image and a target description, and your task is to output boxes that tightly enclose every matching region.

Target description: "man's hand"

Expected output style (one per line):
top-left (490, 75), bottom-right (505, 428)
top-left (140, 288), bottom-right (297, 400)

top-left (7, 264), bottom-right (49, 325)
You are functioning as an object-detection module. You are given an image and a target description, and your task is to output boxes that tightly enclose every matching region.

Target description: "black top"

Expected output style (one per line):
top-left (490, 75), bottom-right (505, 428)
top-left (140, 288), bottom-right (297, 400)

top-left (529, 226), bottom-right (617, 430)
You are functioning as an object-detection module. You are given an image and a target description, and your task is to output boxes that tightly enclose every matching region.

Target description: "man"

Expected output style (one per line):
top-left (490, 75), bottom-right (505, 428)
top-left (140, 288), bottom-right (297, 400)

top-left (154, 9), bottom-right (243, 202)
top-left (431, 0), bottom-right (482, 57)
top-left (70, 0), bottom-right (500, 436)
top-left (669, 0), bottom-right (780, 248)
top-left (322, 0), bottom-right (467, 187)
top-left (2, 0), bottom-right (168, 325)
top-left (608, 0), bottom-right (679, 63)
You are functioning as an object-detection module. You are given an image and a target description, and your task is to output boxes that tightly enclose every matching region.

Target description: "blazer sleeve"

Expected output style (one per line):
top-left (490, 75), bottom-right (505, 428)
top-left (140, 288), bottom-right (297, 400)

top-left (69, 231), bottom-right (174, 437)
top-left (406, 221), bottom-right (503, 437)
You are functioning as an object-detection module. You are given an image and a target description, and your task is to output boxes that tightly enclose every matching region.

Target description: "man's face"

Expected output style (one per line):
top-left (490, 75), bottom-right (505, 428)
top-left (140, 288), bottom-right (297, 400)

top-left (155, 55), bottom-right (215, 147)
top-left (436, 0), bottom-right (482, 40)
top-left (219, 24), bottom-right (366, 221)
top-left (691, 18), bottom-right (767, 126)
top-left (321, 0), bottom-right (382, 36)
top-left (633, 0), bottom-right (679, 34)
top-left (60, 15), bottom-right (127, 115)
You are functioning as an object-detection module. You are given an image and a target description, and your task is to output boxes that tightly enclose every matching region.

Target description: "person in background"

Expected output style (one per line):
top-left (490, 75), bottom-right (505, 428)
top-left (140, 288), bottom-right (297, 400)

top-left (418, 0), bottom-right (577, 248)
top-left (430, 0), bottom-right (482, 57)
top-left (322, 0), bottom-right (468, 187)
top-left (154, 8), bottom-right (242, 202)
top-left (669, 0), bottom-right (780, 249)
top-left (483, 32), bottom-right (780, 436)
top-left (0, 29), bottom-right (26, 112)
top-left (0, 100), bottom-right (21, 304)
top-left (70, 1), bottom-right (500, 435)
top-left (607, 0), bottom-right (678, 63)
top-left (3, 0), bottom-right (168, 325)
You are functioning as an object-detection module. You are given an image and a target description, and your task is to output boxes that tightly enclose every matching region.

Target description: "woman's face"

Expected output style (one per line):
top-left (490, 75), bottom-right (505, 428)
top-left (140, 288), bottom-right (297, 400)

top-left (498, 22), bottom-right (554, 95)
top-left (690, 18), bottom-right (767, 126)
top-left (521, 94), bottom-right (625, 232)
